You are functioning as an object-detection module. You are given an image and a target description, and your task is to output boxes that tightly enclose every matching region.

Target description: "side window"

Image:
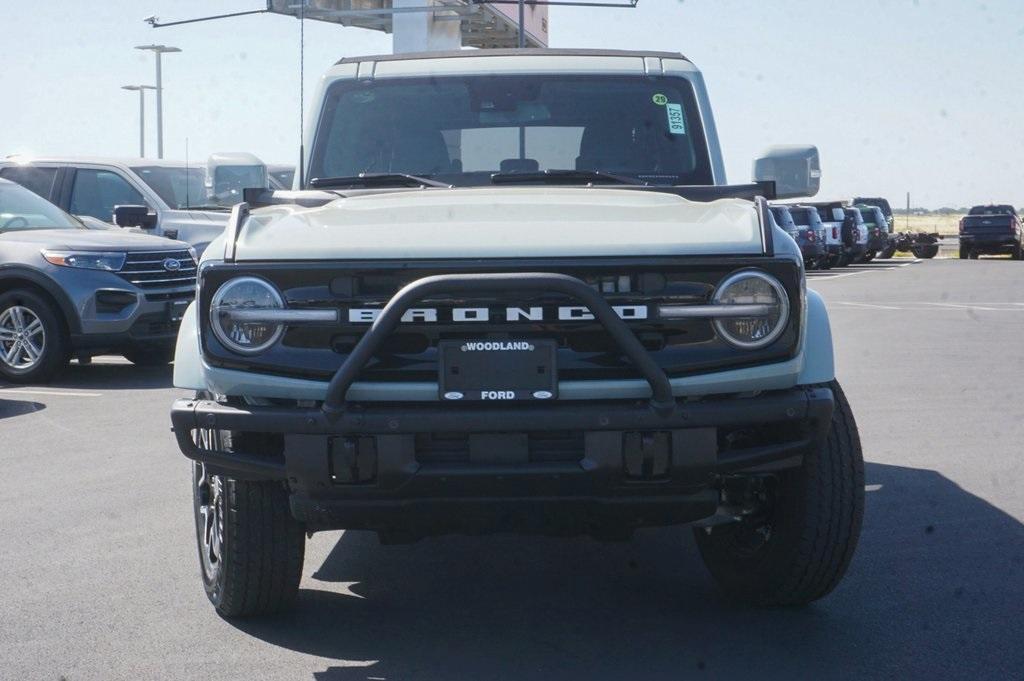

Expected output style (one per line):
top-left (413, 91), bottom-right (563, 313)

top-left (69, 169), bottom-right (146, 222)
top-left (0, 166), bottom-right (58, 200)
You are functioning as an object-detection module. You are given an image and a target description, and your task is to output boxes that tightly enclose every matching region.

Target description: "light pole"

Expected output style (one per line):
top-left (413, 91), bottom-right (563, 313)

top-left (121, 85), bottom-right (156, 157)
top-left (134, 44), bottom-right (181, 159)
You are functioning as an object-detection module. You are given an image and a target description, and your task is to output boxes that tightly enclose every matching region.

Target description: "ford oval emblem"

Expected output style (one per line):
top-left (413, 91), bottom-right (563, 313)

top-left (162, 258), bottom-right (182, 272)
top-left (532, 390), bottom-right (554, 400)
top-left (443, 391), bottom-right (464, 400)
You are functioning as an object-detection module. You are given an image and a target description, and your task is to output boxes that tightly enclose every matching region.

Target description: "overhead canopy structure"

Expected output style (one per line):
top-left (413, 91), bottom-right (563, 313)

top-left (266, 0), bottom-right (549, 49)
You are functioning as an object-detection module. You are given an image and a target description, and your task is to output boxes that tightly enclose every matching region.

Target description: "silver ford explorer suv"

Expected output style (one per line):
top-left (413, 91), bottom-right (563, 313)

top-left (170, 49), bottom-right (864, 617)
top-left (0, 178), bottom-right (196, 382)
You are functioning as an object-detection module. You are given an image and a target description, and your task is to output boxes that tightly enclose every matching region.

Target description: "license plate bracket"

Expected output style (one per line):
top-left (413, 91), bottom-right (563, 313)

top-left (439, 339), bottom-right (558, 402)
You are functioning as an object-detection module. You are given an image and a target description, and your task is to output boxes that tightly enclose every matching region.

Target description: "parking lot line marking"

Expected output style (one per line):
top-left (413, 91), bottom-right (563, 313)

top-left (834, 301), bottom-right (902, 310)
top-left (832, 301), bottom-right (1024, 313)
top-left (0, 387), bottom-right (103, 398)
top-left (922, 302), bottom-right (1004, 311)
top-left (810, 270), bottom-right (875, 280)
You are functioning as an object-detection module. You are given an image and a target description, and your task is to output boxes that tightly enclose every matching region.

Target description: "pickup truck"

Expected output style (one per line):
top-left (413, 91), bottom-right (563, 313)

top-left (959, 205), bottom-right (1023, 259)
top-left (0, 157), bottom-right (230, 255)
top-left (170, 48), bottom-right (863, 617)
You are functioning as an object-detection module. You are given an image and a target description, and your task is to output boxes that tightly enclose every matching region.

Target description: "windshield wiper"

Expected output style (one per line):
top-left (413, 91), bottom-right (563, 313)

top-left (490, 169), bottom-right (647, 186)
top-left (309, 173), bottom-right (449, 189)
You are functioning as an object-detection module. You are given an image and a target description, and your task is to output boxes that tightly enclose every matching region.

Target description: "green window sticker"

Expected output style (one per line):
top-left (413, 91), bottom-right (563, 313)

top-left (652, 93), bottom-right (668, 106)
top-left (666, 103), bottom-right (686, 134)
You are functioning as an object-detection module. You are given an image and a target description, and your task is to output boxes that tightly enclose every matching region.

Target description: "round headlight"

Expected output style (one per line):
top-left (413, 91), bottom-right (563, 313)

top-left (712, 271), bottom-right (790, 349)
top-left (210, 277), bottom-right (285, 354)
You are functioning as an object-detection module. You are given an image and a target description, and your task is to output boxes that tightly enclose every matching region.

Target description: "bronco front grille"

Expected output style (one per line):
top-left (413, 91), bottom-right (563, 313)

top-left (118, 250), bottom-right (197, 291)
top-left (197, 257), bottom-right (803, 383)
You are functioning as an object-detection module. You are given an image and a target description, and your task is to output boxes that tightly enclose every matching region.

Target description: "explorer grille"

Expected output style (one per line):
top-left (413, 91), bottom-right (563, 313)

top-left (118, 250), bottom-right (196, 297)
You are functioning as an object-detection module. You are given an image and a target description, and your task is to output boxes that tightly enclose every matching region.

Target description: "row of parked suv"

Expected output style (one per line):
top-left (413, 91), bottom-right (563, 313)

top-left (768, 200), bottom-right (892, 270)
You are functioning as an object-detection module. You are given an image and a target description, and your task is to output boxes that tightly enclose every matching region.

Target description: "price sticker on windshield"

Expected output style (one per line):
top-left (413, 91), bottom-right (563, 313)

top-left (666, 103), bottom-right (686, 135)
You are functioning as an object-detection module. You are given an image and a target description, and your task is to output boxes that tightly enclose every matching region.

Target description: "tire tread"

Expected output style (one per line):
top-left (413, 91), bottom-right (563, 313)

top-left (207, 445), bottom-right (304, 617)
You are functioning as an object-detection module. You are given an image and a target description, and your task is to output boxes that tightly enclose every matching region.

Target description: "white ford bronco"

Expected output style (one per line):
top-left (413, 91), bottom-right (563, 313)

top-left (171, 49), bottom-right (863, 617)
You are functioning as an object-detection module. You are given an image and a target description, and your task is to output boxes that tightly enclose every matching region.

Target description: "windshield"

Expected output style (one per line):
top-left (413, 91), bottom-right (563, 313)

top-left (132, 166), bottom-right (208, 210)
top-left (269, 168), bottom-right (295, 189)
top-left (0, 181), bottom-right (81, 232)
top-left (310, 75), bottom-right (713, 187)
top-left (211, 166), bottom-right (266, 206)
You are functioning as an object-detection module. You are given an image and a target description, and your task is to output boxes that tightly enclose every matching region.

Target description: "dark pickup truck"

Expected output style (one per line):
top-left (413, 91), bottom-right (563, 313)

top-left (959, 205), bottom-right (1023, 259)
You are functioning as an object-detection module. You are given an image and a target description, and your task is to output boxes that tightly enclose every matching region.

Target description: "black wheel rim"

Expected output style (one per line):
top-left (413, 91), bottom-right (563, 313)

top-left (193, 429), bottom-right (224, 583)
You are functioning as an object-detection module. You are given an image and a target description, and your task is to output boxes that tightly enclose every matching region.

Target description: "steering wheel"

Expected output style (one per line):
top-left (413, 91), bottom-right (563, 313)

top-left (0, 216), bottom-right (29, 230)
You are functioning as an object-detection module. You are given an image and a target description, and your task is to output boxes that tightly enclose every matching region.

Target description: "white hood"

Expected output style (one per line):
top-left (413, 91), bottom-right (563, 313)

top-left (234, 187), bottom-right (764, 261)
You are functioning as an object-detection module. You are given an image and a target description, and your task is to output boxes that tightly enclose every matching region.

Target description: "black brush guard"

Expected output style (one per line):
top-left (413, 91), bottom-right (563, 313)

top-left (172, 273), bottom-right (832, 492)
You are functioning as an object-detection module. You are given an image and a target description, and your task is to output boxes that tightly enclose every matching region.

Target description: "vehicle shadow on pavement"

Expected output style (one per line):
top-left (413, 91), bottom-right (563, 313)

top-left (45, 362), bottom-right (174, 391)
top-left (0, 398), bottom-right (45, 420)
top-left (230, 462), bottom-right (1024, 680)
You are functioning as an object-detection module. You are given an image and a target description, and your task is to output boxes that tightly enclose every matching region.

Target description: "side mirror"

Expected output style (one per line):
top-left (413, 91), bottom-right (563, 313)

top-left (753, 145), bottom-right (821, 200)
top-left (113, 205), bottom-right (156, 229)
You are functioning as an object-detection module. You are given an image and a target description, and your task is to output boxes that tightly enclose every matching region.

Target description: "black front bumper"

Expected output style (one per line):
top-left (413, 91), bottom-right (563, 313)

top-left (172, 387), bottom-right (834, 533)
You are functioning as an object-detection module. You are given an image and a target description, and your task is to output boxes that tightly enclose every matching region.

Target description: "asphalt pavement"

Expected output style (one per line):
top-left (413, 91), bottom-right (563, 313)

top-left (2, 258), bottom-right (1022, 680)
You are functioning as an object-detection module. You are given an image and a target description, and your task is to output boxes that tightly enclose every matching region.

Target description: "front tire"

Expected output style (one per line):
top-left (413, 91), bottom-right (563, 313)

top-left (192, 427), bottom-right (305, 617)
top-left (0, 289), bottom-right (69, 384)
top-left (695, 380), bottom-right (864, 606)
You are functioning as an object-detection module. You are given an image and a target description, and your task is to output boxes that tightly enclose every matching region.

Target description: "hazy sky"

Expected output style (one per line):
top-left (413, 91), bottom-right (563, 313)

top-left (1, 0), bottom-right (1021, 208)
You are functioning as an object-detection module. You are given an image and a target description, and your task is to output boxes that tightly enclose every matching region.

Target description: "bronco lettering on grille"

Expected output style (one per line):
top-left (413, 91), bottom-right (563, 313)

top-left (347, 305), bottom-right (648, 324)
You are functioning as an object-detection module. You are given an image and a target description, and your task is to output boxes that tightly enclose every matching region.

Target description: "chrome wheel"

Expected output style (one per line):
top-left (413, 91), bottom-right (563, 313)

top-left (0, 305), bottom-right (45, 370)
top-left (193, 429), bottom-right (225, 582)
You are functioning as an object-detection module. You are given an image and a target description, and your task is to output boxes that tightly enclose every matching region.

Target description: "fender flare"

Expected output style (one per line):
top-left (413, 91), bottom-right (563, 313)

top-left (798, 288), bottom-right (835, 384)
top-left (0, 265), bottom-right (81, 334)
top-left (172, 302), bottom-right (205, 390)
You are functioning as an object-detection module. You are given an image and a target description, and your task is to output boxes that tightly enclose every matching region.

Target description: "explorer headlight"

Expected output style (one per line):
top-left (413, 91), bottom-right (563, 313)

top-left (42, 250), bottom-right (126, 272)
top-left (711, 271), bottom-right (789, 349)
top-left (209, 276), bottom-right (285, 354)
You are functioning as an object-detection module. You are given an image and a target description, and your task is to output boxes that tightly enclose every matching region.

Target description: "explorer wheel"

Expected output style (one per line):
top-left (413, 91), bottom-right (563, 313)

top-left (192, 425), bottom-right (305, 617)
top-left (0, 289), bottom-right (69, 384)
top-left (694, 380), bottom-right (864, 606)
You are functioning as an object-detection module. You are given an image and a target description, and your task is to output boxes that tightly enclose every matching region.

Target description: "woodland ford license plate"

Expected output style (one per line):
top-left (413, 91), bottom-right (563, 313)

top-left (439, 339), bottom-right (558, 402)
